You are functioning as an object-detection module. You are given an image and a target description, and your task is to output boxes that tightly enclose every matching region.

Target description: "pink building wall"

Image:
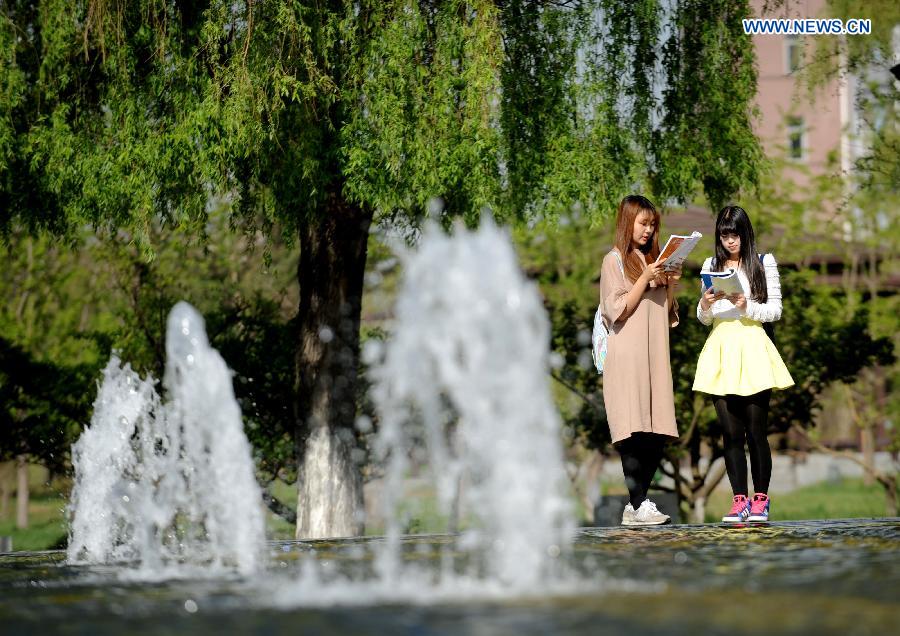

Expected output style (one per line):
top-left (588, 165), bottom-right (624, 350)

top-left (750, 0), bottom-right (851, 189)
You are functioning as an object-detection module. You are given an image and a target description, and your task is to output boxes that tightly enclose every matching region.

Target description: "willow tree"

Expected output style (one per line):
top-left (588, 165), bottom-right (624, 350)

top-left (1, 0), bottom-right (762, 538)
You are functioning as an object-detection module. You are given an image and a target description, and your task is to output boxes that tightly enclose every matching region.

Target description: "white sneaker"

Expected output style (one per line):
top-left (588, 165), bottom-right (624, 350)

top-left (627, 499), bottom-right (670, 526)
top-left (621, 503), bottom-right (636, 525)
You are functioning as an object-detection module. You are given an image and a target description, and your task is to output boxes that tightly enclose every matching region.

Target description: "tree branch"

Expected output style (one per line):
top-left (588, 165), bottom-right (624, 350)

top-left (788, 423), bottom-right (898, 494)
top-left (549, 371), bottom-right (604, 416)
top-left (695, 459), bottom-right (727, 500)
top-left (678, 394), bottom-right (705, 450)
top-left (261, 489), bottom-right (297, 525)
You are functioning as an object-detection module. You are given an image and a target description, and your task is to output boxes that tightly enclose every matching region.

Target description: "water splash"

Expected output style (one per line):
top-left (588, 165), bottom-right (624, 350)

top-left (271, 218), bottom-right (577, 605)
top-left (67, 220), bottom-right (575, 598)
top-left (368, 218), bottom-right (574, 590)
top-left (67, 302), bottom-right (265, 577)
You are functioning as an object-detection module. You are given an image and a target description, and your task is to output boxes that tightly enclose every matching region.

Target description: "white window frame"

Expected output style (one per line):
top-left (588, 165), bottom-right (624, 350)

top-left (784, 34), bottom-right (802, 75)
top-left (786, 115), bottom-right (805, 161)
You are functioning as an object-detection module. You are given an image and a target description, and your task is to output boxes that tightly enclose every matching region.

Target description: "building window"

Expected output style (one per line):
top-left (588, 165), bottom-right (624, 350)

top-left (785, 35), bottom-right (802, 74)
top-left (787, 116), bottom-right (805, 160)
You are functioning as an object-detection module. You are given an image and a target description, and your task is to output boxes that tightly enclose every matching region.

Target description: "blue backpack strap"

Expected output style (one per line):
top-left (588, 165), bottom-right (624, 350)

top-left (712, 255), bottom-right (766, 267)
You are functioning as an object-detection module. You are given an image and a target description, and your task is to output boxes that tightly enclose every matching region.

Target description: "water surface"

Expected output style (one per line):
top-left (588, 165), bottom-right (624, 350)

top-left (1, 519), bottom-right (897, 635)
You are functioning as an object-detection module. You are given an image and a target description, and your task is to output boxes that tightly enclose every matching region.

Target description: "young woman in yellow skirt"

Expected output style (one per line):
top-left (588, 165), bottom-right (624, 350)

top-left (693, 206), bottom-right (793, 523)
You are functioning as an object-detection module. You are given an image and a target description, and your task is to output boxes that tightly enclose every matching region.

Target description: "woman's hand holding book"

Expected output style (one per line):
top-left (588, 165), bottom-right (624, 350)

top-left (700, 287), bottom-right (725, 310)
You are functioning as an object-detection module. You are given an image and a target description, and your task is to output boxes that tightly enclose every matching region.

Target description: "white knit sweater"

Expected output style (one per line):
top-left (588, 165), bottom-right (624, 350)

top-left (696, 253), bottom-right (783, 325)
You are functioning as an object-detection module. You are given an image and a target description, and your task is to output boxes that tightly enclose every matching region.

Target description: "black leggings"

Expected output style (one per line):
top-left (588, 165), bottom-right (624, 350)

top-left (713, 390), bottom-right (772, 496)
top-left (614, 433), bottom-right (667, 509)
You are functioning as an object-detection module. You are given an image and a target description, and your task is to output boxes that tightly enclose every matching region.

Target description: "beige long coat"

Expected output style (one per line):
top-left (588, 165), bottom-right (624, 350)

top-left (599, 249), bottom-right (679, 444)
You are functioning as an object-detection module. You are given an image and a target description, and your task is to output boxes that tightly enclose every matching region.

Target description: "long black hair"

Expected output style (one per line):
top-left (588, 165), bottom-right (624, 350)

top-left (713, 205), bottom-right (767, 303)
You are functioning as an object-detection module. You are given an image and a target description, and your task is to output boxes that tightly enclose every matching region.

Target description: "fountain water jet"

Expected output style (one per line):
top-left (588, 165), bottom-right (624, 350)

top-left (366, 217), bottom-right (575, 591)
top-left (66, 220), bottom-right (580, 602)
top-left (67, 301), bottom-right (265, 577)
top-left (265, 217), bottom-right (583, 607)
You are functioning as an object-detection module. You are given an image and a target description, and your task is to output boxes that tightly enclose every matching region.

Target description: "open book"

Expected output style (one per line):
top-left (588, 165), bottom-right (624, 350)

top-left (655, 231), bottom-right (703, 271)
top-left (701, 269), bottom-right (743, 296)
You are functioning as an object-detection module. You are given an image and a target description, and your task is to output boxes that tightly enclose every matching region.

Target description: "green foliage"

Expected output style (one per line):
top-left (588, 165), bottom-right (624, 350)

top-left (500, 2), bottom-right (580, 216)
top-left (0, 209), bottom-right (300, 481)
top-left (749, 154), bottom-right (846, 262)
top-left (746, 120), bottom-right (899, 463)
top-left (668, 285), bottom-right (719, 447)
top-left (85, 218), bottom-right (301, 484)
top-left (0, 233), bottom-right (112, 366)
top-left (805, 0), bottom-right (900, 89)
top-left (674, 268), bottom-right (894, 442)
top-left (1, 0), bottom-right (766, 243)
top-left (208, 300), bottom-right (297, 483)
top-left (0, 339), bottom-right (91, 472)
top-left (769, 269), bottom-right (895, 432)
top-left (512, 211), bottom-right (613, 449)
top-left (0, 232), bottom-right (114, 470)
top-left (549, 299), bottom-right (610, 450)
top-left (651, 0), bottom-right (763, 208)
top-left (800, 1), bottom-right (900, 196)
top-left (342, 0), bottom-right (506, 224)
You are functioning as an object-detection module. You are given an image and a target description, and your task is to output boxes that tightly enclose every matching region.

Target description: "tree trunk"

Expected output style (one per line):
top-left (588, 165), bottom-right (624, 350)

top-left (670, 454), bottom-right (685, 523)
top-left (16, 455), bottom-right (29, 530)
top-left (879, 475), bottom-right (898, 517)
top-left (294, 196), bottom-right (373, 539)
top-left (860, 426), bottom-right (875, 487)
top-left (691, 457), bottom-right (727, 524)
top-left (692, 495), bottom-right (706, 524)
top-left (0, 461), bottom-right (12, 519)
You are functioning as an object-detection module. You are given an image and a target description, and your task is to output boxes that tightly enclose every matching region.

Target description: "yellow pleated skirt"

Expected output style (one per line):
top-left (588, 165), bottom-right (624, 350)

top-left (693, 318), bottom-right (794, 396)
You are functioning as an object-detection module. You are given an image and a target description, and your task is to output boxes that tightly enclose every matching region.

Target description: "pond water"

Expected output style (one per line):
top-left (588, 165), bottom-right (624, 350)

top-left (2, 519), bottom-right (897, 635)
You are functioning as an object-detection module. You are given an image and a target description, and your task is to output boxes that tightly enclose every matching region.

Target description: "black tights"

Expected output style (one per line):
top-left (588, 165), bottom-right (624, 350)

top-left (615, 433), bottom-right (667, 509)
top-left (713, 390), bottom-right (772, 496)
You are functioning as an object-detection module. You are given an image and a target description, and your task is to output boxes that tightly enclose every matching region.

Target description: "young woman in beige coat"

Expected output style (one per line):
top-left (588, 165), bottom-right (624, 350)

top-left (599, 195), bottom-right (681, 525)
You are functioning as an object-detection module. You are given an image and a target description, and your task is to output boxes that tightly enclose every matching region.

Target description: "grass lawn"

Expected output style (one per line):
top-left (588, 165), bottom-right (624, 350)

top-left (0, 494), bottom-right (68, 552)
top-left (702, 478), bottom-right (891, 523)
top-left (0, 464), bottom-right (70, 552)
top-left (2, 476), bottom-right (894, 552)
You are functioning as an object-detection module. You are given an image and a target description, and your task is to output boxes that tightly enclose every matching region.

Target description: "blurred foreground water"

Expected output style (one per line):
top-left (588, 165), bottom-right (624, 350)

top-left (1, 519), bottom-right (897, 635)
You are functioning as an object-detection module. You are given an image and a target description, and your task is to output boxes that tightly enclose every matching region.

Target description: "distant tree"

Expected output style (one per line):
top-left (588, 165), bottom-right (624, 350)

top-left (0, 337), bottom-right (91, 476)
top-left (804, 0), bottom-right (900, 189)
top-left (0, 232), bottom-right (110, 499)
top-left (0, 214), bottom-right (302, 521)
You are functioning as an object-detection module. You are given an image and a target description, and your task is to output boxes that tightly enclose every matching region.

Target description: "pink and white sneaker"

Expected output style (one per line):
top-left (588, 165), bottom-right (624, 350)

top-left (748, 493), bottom-right (770, 522)
top-left (722, 494), bottom-right (750, 523)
